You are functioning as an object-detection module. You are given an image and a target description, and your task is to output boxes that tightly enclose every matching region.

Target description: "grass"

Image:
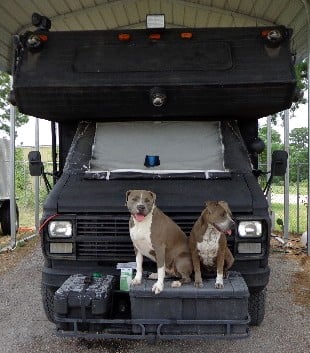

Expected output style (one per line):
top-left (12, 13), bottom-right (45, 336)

top-left (271, 184), bottom-right (308, 195)
top-left (271, 203), bottom-right (308, 234)
top-left (19, 206), bottom-right (38, 228)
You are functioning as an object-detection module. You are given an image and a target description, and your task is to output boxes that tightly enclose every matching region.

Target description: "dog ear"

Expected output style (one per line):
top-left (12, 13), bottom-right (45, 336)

top-left (125, 190), bottom-right (132, 205)
top-left (148, 190), bottom-right (156, 202)
top-left (218, 201), bottom-right (231, 215)
top-left (204, 201), bottom-right (211, 214)
top-left (204, 201), bottom-right (217, 214)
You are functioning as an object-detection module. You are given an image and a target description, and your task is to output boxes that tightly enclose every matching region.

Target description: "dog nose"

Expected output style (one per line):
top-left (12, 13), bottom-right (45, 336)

top-left (137, 204), bottom-right (145, 212)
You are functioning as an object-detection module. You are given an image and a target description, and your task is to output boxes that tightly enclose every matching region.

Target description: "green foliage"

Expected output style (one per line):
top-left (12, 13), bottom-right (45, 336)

top-left (258, 126), bottom-right (283, 168)
top-left (289, 127), bottom-right (308, 149)
top-left (272, 202), bottom-right (308, 234)
top-left (0, 72), bottom-right (29, 135)
top-left (15, 147), bottom-right (29, 196)
top-left (291, 61), bottom-right (308, 113)
top-left (289, 127), bottom-right (308, 182)
top-left (270, 61), bottom-right (308, 123)
top-left (258, 125), bottom-right (308, 182)
top-left (295, 61), bottom-right (308, 92)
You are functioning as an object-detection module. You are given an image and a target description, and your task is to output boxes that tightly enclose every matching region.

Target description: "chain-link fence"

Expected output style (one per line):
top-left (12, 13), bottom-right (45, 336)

top-left (259, 162), bottom-right (308, 234)
top-left (15, 147), bottom-right (54, 230)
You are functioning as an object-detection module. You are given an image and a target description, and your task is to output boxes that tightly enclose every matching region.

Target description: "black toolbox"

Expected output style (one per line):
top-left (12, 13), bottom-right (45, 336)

top-left (13, 26), bottom-right (296, 121)
top-left (54, 274), bottom-right (115, 330)
top-left (129, 272), bottom-right (250, 337)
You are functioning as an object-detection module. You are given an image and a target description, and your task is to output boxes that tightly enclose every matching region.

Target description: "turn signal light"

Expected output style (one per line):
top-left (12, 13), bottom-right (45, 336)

top-left (118, 33), bottom-right (131, 41)
top-left (38, 34), bottom-right (48, 42)
top-left (180, 32), bottom-right (193, 39)
top-left (261, 30), bottom-right (270, 38)
top-left (149, 33), bottom-right (161, 40)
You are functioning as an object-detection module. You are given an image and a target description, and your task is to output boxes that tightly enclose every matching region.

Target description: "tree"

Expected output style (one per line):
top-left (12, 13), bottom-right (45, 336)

top-left (289, 127), bottom-right (308, 182)
top-left (292, 61), bottom-right (308, 113)
top-left (258, 126), bottom-right (283, 167)
top-left (0, 72), bottom-right (29, 136)
top-left (289, 127), bottom-right (308, 149)
top-left (270, 61), bottom-right (308, 125)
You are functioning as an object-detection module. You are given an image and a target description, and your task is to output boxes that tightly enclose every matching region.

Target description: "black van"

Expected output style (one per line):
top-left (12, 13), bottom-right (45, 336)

top-left (12, 21), bottom-right (295, 339)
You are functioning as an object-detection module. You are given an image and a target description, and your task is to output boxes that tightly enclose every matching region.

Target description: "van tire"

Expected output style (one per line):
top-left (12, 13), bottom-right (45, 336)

top-left (41, 283), bottom-right (56, 323)
top-left (0, 201), bottom-right (19, 235)
top-left (249, 288), bottom-right (266, 326)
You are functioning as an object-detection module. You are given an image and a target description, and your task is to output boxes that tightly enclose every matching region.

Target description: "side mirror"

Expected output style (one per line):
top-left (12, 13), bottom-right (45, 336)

top-left (263, 150), bottom-right (288, 196)
top-left (28, 151), bottom-right (43, 176)
top-left (271, 150), bottom-right (288, 176)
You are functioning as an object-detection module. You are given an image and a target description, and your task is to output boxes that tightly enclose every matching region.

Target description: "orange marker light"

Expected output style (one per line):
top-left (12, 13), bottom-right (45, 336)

top-left (38, 34), bottom-right (48, 42)
top-left (180, 32), bottom-right (193, 39)
top-left (118, 33), bottom-right (131, 41)
top-left (149, 33), bottom-right (161, 40)
top-left (261, 30), bottom-right (270, 38)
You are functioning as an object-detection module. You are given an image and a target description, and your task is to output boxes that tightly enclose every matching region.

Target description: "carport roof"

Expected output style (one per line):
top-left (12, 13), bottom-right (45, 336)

top-left (0, 0), bottom-right (309, 73)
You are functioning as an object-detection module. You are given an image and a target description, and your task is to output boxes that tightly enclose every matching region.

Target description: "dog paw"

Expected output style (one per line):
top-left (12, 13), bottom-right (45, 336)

top-left (194, 281), bottom-right (203, 288)
top-left (148, 272), bottom-right (158, 280)
top-left (171, 280), bottom-right (182, 288)
top-left (131, 277), bottom-right (142, 286)
top-left (152, 281), bottom-right (163, 294)
top-left (215, 282), bottom-right (224, 289)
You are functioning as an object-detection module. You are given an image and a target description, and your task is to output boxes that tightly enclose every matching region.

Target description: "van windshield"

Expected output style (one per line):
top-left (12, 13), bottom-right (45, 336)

top-left (89, 121), bottom-right (225, 173)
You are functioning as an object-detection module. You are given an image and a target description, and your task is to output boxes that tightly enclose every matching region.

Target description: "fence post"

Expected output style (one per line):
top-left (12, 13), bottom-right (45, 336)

top-left (283, 109), bottom-right (290, 240)
top-left (35, 119), bottom-right (40, 233)
top-left (296, 162), bottom-right (300, 234)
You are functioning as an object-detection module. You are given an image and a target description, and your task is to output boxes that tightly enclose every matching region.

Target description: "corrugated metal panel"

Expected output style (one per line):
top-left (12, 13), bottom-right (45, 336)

top-left (0, 0), bottom-right (308, 73)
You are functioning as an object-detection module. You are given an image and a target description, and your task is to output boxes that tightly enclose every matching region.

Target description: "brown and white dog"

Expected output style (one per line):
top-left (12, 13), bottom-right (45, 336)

top-left (126, 190), bottom-right (192, 294)
top-left (189, 201), bottom-right (234, 289)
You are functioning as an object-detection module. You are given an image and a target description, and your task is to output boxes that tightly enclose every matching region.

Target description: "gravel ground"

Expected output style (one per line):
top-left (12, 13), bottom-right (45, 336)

top-left (0, 241), bottom-right (309, 353)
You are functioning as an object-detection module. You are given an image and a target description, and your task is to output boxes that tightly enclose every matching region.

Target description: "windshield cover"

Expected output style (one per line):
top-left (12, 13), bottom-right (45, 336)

top-left (90, 121), bottom-right (225, 172)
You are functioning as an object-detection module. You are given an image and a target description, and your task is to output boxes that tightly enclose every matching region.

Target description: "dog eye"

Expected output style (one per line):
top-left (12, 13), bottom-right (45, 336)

top-left (144, 198), bottom-right (150, 203)
top-left (132, 197), bottom-right (139, 201)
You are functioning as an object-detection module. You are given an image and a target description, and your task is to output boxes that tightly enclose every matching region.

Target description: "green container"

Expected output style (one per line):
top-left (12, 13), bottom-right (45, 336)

top-left (120, 268), bottom-right (133, 291)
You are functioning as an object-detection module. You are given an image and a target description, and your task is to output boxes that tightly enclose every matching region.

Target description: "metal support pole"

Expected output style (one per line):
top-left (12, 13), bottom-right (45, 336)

top-left (266, 116), bottom-right (272, 205)
top-left (9, 76), bottom-right (16, 249)
top-left (302, 0), bottom-right (310, 255)
top-left (284, 110), bottom-right (290, 241)
top-left (35, 119), bottom-right (40, 233)
top-left (308, 57), bottom-right (310, 255)
top-left (296, 163), bottom-right (300, 234)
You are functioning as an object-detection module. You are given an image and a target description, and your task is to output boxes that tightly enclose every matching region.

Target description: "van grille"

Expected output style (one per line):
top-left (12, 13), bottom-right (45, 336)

top-left (76, 215), bottom-right (133, 261)
top-left (75, 214), bottom-right (234, 261)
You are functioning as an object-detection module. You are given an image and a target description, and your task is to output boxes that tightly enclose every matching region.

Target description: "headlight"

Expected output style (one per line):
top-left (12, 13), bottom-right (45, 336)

top-left (48, 221), bottom-right (72, 238)
top-left (238, 221), bottom-right (262, 238)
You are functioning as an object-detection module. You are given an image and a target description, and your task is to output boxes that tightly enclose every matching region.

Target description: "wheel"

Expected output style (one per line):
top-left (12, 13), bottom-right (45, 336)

top-left (0, 201), bottom-right (19, 235)
top-left (248, 288), bottom-right (266, 326)
top-left (41, 283), bottom-right (56, 323)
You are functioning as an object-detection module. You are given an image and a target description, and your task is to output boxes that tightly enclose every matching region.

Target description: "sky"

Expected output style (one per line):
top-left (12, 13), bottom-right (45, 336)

top-left (259, 100), bottom-right (309, 139)
top-left (14, 102), bottom-right (309, 147)
top-left (15, 117), bottom-right (53, 146)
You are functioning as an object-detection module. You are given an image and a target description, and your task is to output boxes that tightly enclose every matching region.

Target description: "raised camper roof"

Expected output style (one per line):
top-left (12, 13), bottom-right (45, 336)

top-left (12, 26), bottom-right (296, 122)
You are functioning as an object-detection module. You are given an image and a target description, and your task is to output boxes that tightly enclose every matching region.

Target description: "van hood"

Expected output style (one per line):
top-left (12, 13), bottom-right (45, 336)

top-left (48, 172), bottom-right (267, 215)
